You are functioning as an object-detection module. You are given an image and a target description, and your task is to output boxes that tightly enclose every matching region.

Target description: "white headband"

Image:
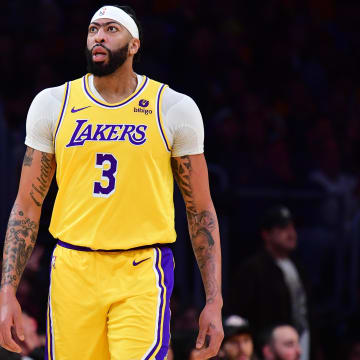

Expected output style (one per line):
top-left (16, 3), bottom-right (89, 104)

top-left (90, 6), bottom-right (139, 39)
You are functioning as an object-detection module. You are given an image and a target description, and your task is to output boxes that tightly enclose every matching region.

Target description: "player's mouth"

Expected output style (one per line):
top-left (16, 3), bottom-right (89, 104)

top-left (92, 46), bottom-right (108, 62)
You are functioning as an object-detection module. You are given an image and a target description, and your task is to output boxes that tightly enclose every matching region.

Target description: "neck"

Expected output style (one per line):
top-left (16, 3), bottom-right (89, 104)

top-left (93, 61), bottom-right (137, 103)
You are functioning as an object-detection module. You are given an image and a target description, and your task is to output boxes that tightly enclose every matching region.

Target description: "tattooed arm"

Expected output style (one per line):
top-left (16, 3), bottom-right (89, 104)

top-left (0, 147), bottom-right (56, 353)
top-left (171, 154), bottom-right (223, 360)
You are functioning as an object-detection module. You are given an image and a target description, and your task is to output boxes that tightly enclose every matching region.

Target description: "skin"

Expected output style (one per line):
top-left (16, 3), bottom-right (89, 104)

top-left (263, 326), bottom-right (301, 360)
top-left (87, 19), bottom-right (140, 103)
top-left (262, 223), bottom-right (297, 259)
top-left (221, 333), bottom-right (254, 360)
top-left (167, 345), bottom-right (174, 360)
top-left (0, 149), bottom-right (56, 352)
top-left (0, 17), bottom-right (224, 358)
top-left (171, 155), bottom-right (223, 359)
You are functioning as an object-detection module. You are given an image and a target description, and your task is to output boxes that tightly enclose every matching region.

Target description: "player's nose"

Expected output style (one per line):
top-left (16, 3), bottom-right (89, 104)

top-left (94, 27), bottom-right (106, 43)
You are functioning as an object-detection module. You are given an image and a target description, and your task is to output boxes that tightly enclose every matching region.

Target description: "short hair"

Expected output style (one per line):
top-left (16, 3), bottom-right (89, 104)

top-left (257, 323), bottom-right (296, 351)
top-left (110, 4), bottom-right (143, 63)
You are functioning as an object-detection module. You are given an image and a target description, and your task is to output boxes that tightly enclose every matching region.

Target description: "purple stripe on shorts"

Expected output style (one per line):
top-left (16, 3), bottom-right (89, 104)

top-left (154, 247), bottom-right (174, 359)
top-left (145, 247), bottom-right (174, 360)
top-left (83, 75), bottom-right (148, 108)
top-left (144, 248), bottom-right (165, 359)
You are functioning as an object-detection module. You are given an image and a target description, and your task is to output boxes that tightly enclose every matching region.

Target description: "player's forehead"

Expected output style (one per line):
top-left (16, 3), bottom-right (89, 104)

top-left (90, 18), bottom-right (122, 27)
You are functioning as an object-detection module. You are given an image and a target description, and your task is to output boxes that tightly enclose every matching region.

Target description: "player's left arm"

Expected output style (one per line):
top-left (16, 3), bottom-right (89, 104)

top-left (171, 154), bottom-right (224, 360)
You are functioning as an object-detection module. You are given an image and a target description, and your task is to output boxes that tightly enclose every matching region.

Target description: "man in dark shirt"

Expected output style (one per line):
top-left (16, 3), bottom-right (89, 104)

top-left (229, 206), bottom-right (310, 360)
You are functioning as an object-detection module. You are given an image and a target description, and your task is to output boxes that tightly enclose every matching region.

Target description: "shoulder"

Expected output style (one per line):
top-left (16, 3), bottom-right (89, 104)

top-left (30, 83), bottom-right (67, 109)
top-left (26, 83), bottom-right (68, 151)
top-left (144, 76), bottom-right (201, 118)
top-left (145, 78), bottom-right (204, 156)
top-left (162, 87), bottom-right (204, 156)
top-left (162, 86), bottom-right (202, 121)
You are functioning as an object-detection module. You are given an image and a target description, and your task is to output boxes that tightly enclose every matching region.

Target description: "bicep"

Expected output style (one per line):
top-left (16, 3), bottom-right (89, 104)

top-left (16, 147), bottom-right (56, 208)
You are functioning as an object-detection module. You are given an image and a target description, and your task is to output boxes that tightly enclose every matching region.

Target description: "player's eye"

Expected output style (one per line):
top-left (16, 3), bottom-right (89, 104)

top-left (89, 26), bottom-right (98, 33)
top-left (108, 26), bottom-right (118, 32)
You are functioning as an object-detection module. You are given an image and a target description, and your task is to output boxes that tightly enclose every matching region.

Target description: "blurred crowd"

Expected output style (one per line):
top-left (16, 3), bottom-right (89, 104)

top-left (3, 0), bottom-right (360, 188)
top-left (1, 0), bottom-right (360, 359)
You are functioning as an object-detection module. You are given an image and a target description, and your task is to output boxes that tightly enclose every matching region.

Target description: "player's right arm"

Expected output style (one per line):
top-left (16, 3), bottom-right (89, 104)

top-left (0, 147), bottom-right (56, 353)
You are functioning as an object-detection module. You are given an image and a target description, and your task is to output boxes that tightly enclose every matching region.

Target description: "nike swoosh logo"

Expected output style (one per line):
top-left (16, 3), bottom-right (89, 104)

top-left (71, 106), bottom-right (91, 113)
top-left (133, 257), bottom-right (151, 266)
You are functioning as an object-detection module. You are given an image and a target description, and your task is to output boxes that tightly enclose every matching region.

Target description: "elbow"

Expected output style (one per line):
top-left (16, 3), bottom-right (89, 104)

top-left (14, 193), bottom-right (43, 216)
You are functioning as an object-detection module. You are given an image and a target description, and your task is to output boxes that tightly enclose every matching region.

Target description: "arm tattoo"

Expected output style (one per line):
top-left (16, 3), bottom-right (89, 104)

top-left (171, 156), bottom-right (219, 304)
top-left (1, 205), bottom-right (39, 290)
top-left (1, 150), bottom-right (54, 290)
top-left (23, 148), bottom-right (35, 167)
top-left (29, 152), bottom-right (54, 207)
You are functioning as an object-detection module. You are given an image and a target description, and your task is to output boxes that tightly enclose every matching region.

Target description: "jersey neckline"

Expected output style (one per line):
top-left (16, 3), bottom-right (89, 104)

top-left (82, 73), bottom-right (148, 108)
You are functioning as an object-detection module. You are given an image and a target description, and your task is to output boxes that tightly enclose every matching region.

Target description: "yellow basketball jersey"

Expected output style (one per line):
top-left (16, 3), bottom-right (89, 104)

top-left (49, 74), bottom-right (176, 249)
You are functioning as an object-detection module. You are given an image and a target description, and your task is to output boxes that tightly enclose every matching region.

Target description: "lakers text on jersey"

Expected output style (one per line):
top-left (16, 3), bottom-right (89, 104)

top-left (49, 75), bottom-right (176, 250)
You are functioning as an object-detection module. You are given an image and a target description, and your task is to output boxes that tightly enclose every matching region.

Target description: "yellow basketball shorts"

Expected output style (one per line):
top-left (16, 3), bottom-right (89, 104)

top-left (45, 241), bottom-right (174, 360)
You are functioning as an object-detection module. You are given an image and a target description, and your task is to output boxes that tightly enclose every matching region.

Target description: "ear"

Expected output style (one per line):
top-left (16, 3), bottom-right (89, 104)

top-left (129, 38), bottom-right (140, 56)
top-left (263, 345), bottom-right (274, 360)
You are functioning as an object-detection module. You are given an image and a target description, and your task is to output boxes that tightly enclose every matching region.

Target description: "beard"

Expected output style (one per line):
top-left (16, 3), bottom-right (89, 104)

top-left (85, 43), bottom-right (129, 77)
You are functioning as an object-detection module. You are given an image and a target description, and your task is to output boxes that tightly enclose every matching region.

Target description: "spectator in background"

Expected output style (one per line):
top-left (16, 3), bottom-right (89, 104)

top-left (18, 312), bottom-right (45, 360)
top-left (229, 206), bottom-right (310, 360)
top-left (261, 324), bottom-right (301, 360)
top-left (218, 315), bottom-right (258, 360)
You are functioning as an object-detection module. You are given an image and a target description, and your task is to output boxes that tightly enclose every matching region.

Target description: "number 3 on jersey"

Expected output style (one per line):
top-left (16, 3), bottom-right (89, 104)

top-left (93, 153), bottom-right (118, 198)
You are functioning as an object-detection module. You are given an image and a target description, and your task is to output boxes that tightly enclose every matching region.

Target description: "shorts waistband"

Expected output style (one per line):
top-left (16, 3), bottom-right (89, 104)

top-left (56, 240), bottom-right (168, 252)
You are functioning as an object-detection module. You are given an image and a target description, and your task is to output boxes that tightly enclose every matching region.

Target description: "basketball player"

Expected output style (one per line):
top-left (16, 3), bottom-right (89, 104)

top-left (0, 5), bottom-right (223, 360)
